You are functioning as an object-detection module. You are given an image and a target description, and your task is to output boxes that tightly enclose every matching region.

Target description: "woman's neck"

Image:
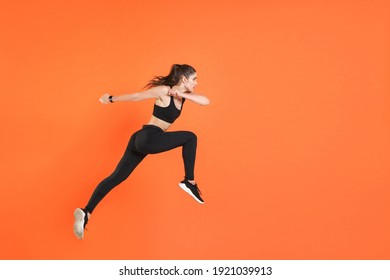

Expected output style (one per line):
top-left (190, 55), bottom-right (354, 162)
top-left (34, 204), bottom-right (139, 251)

top-left (172, 84), bottom-right (186, 94)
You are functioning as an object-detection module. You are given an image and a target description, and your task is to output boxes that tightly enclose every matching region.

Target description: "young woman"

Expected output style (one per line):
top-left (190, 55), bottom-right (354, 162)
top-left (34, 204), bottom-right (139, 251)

top-left (73, 64), bottom-right (209, 240)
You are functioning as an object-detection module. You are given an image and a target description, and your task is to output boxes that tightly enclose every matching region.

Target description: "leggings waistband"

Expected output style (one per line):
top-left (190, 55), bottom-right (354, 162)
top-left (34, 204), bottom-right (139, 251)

top-left (142, 124), bottom-right (164, 132)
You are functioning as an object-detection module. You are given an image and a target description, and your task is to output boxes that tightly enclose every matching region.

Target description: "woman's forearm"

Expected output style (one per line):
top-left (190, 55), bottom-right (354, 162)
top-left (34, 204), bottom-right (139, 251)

top-left (180, 93), bottom-right (210, 106)
top-left (111, 93), bottom-right (143, 102)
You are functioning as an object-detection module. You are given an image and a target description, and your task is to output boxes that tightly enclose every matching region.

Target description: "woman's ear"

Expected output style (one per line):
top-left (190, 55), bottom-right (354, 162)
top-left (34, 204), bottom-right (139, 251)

top-left (181, 75), bottom-right (188, 84)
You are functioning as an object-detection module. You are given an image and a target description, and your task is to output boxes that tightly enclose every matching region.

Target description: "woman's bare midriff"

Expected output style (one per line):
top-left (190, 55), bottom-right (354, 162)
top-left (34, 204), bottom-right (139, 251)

top-left (146, 115), bottom-right (172, 131)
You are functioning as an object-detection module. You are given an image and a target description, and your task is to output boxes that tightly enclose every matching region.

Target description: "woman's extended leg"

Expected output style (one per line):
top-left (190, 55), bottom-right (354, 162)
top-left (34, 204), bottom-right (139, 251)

top-left (85, 132), bottom-right (147, 214)
top-left (73, 131), bottom-right (146, 240)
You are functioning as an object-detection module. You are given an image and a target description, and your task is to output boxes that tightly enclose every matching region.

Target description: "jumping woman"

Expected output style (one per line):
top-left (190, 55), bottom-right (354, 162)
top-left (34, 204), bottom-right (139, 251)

top-left (73, 64), bottom-right (209, 240)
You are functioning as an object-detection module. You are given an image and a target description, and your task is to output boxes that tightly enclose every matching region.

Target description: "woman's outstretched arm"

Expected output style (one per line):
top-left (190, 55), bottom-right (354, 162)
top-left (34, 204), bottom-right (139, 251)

top-left (99, 86), bottom-right (169, 104)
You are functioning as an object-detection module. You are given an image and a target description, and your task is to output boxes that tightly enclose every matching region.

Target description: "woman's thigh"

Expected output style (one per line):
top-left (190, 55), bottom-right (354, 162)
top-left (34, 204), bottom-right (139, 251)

top-left (136, 130), bottom-right (196, 154)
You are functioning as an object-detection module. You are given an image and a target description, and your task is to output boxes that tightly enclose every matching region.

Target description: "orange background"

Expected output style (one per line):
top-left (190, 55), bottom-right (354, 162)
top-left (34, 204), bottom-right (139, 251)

top-left (1, 0), bottom-right (389, 259)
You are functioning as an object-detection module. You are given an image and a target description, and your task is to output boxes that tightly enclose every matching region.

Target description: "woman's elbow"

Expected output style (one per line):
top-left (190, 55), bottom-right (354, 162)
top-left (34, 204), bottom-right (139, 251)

top-left (202, 98), bottom-right (210, 106)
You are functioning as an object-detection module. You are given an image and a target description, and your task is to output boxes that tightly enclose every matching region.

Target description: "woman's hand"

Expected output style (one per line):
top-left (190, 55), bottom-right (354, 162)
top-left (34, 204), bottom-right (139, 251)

top-left (168, 88), bottom-right (182, 97)
top-left (99, 93), bottom-right (112, 104)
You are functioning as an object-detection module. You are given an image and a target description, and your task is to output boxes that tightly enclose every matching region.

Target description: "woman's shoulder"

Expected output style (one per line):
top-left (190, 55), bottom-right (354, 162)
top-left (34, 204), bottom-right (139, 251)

top-left (154, 85), bottom-right (170, 93)
top-left (144, 85), bottom-right (170, 98)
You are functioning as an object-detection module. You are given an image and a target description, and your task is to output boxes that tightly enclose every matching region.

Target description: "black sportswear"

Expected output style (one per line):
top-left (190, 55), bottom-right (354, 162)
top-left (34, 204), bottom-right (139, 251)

top-left (152, 96), bottom-right (184, 123)
top-left (85, 125), bottom-right (197, 213)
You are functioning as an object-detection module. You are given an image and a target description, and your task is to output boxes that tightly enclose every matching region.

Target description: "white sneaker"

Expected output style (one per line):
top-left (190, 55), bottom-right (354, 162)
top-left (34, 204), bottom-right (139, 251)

top-left (73, 208), bottom-right (88, 240)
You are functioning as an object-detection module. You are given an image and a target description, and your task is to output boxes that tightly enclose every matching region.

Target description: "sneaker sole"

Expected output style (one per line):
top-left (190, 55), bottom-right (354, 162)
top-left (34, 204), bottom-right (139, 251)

top-left (73, 208), bottom-right (85, 240)
top-left (178, 183), bottom-right (204, 204)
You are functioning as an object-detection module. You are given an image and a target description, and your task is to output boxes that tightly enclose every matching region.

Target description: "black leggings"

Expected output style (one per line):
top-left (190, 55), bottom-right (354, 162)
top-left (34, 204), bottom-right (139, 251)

top-left (85, 125), bottom-right (197, 213)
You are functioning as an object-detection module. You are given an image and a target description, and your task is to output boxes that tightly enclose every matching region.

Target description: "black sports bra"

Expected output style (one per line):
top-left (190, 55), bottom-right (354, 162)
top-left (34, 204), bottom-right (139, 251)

top-left (152, 96), bottom-right (185, 124)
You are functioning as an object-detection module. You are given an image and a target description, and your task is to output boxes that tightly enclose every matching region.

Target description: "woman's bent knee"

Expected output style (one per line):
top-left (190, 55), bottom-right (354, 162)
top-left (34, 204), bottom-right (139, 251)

top-left (186, 131), bottom-right (197, 142)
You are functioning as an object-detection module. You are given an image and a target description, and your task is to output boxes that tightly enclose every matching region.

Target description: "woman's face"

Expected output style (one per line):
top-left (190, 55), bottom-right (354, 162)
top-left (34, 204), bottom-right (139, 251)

top-left (183, 73), bottom-right (198, 93)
